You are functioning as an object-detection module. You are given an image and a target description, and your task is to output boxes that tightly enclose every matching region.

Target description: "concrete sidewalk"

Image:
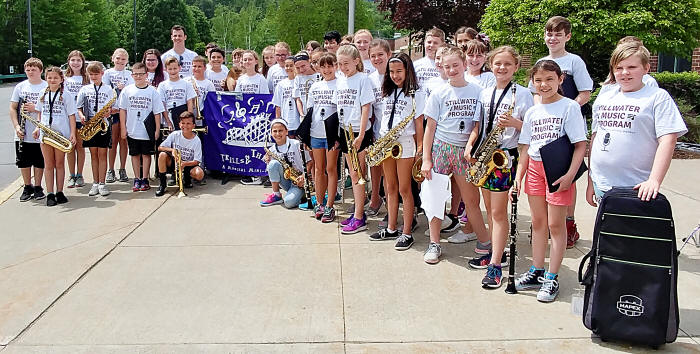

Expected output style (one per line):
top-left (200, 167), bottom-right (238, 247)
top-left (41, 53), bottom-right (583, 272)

top-left (0, 159), bottom-right (699, 353)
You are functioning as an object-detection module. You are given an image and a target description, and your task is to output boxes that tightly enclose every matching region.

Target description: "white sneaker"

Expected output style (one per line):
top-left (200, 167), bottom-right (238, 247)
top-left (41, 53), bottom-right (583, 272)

top-left (98, 183), bottom-right (110, 196)
top-left (88, 183), bottom-right (100, 196)
top-left (447, 230), bottom-right (477, 244)
top-left (423, 242), bottom-right (442, 264)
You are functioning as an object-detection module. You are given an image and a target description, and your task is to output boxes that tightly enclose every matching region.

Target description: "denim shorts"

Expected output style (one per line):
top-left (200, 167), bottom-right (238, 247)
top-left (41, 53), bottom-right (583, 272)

top-left (310, 137), bottom-right (328, 149)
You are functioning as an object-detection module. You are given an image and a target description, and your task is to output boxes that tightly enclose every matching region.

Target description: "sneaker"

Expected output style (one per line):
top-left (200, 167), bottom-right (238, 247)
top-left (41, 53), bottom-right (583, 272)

top-left (241, 176), bottom-right (263, 185)
top-left (55, 192), bottom-right (68, 204)
top-left (98, 184), bottom-right (110, 196)
top-left (299, 196), bottom-right (315, 210)
top-left (33, 186), bottom-right (45, 200)
top-left (515, 267), bottom-right (545, 291)
top-left (321, 206), bottom-right (336, 223)
top-left (155, 183), bottom-right (167, 197)
top-left (537, 276), bottom-right (560, 302)
top-left (341, 214), bottom-right (367, 234)
top-left (468, 252), bottom-right (509, 269)
top-left (344, 175), bottom-right (352, 189)
top-left (440, 214), bottom-right (460, 233)
top-left (88, 183), bottom-right (100, 196)
top-left (394, 234), bottom-right (414, 251)
top-left (260, 193), bottom-right (283, 206)
top-left (20, 185), bottom-right (34, 202)
top-left (448, 230), bottom-right (477, 244)
top-left (365, 199), bottom-right (383, 217)
top-left (340, 215), bottom-right (355, 226)
top-left (457, 201), bottom-right (465, 219)
top-left (566, 219), bottom-right (580, 248)
top-left (314, 205), bottom-right (325, 220)
top-left (396, 215), bottom-right (419, 233)
top-left (106, 170), bottom-right (116, 183)
top-left (475, 240), bottom-right (492, 255)
top-left (140, 179), bottom-right (151, 191)
top-left (459, 214), bottom-right (468, 224)
top-left (132, 179), bottom-right (141, 192)
top-left (378, 214), bottom-right (389, 229)
top-left (74, 175), bottom-right (85, 187)
top-left (67, 176), bottom-right (76, 188)
top-left (46, 193), bottom-right (57, 206)
top-left (118, 169), bottom-right (129, 182)
top-left (423, 242), bottom-right (442, 264)
top-left (335, 192), bottom-right (342, 202)
top-left (369, 228), bottom-right (399, 241)
top-left (482, 264), bottom-right (502, 288)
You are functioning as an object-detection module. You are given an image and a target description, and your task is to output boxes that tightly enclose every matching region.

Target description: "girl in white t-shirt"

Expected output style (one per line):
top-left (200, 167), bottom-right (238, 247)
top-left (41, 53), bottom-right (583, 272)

top-left (368, 53), bottom-right (424, 251)
top-left (513, 60), bottom-right (587, 302)
top-left (235, 50), bottom-right (269, 94)
top-left (464, 40), bottom-right (496, 89)
top-left (354, 29), bottom-right (376, 75)
top-left (104, 48), bottom-right (134, 184)
top-left (34, 67), bottom-right (77, 206)
top-left (421, 46), bottom-right (489, 265)
top-left (587, 43), bottom-right (686, 204)
top-left (308, 53), bottom-right (339, 223)
top-left (64, 50), bottom-right (89, 188)
top-left (261, 45), bottom-right (276, 77)
top-left (334, 44), bottom-right (375, 234)
top-left (469, 46), bottom-right (535, 288)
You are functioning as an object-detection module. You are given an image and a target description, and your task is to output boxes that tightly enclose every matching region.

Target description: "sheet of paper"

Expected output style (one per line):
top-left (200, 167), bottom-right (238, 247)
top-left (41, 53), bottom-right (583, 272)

top-left (419, 172), bottom-right (452, 221)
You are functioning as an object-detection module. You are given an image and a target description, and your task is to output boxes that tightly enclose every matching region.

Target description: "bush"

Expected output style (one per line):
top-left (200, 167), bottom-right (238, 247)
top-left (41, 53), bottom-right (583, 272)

top-left (651, 71), bottom-right (700, 112)
top-left (514, 68), bottom-right (529, 87)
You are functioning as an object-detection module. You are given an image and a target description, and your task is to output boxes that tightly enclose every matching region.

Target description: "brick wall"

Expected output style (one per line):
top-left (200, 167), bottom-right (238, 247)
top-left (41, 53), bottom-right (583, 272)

top-left (649, 54), bottom-right (659, 73)
top-left (692, 47), bottom-right (700, 73)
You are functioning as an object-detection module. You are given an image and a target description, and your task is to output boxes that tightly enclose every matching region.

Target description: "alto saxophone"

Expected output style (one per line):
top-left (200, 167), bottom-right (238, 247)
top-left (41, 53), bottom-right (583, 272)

top-left (19, 104), bottom-right (74, 153)
top-left (467, 84), bottom-right (517, 187)
top-left (264, 137), bottom-right (304, 185)
top-left (173, 148), bottom-right (186, 198)
top-left (79, 89), bottom-right (117, 141)
top-left (366, 90), bottom-right (416, 167)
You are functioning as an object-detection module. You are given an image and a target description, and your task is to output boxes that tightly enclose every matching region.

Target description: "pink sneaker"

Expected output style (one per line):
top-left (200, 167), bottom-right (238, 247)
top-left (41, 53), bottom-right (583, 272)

top-left (341, 214), bottom-right (367, 234)
top-left (260, 193), bottom-right (283, 206)
top-left (340, 215), bottom-right (355, 226)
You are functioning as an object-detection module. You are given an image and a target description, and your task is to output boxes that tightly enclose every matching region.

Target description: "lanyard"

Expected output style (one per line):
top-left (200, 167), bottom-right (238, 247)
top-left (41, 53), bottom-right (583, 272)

top-left (275, 141), bottom-right (292, 165)
top-left (47, 89), bottom-right (59, 125)
top-left (486, 82), bottom-right (513, 134)
top-left (388, 89), bottom-right (401, 128)
top-left (93, 83), bottom-right (103, 114)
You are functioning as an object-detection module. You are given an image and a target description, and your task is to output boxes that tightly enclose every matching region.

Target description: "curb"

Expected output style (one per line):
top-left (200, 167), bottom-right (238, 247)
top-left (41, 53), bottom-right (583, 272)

top-left (0, 177), bottom-right (23, 205)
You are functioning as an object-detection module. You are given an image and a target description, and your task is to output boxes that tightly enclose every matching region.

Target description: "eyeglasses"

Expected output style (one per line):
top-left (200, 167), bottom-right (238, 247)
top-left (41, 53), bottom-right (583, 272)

top-left (145, 58), bottom-right (157, 62)
top-left (132, 72), bottom-right (147, 76)
top-left (275, 54), bottom-right (287, 58)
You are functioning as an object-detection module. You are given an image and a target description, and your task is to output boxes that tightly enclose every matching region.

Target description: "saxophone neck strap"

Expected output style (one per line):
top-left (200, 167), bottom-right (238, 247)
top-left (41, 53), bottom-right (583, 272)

top-left (93, 83), bottom-right (103, 114)
top-left (388, 89), bottom-right (401, 129)
top-left (487, 81), bottom-right (513, 134)
top-left (47, 89), bottom-right (60, 126)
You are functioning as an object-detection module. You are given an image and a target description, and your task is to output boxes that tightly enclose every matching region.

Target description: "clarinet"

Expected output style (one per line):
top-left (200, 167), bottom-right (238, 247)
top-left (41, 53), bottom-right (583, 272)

top-left (505, 190), bottom-right (519, 294)
top-left (16, 97), bottom-right (25, 153)
top-left (299, 141), bottom-right (314, 208)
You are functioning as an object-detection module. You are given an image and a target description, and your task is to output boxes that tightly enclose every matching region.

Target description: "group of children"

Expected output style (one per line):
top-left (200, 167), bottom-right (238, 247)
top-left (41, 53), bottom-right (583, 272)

top-left (9, 18), bottom-right (687, 303)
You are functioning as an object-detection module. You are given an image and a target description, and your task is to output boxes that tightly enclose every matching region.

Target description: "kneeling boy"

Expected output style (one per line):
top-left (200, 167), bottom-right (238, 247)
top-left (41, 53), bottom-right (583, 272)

top-left (155, 111), bottom-right (204, 196)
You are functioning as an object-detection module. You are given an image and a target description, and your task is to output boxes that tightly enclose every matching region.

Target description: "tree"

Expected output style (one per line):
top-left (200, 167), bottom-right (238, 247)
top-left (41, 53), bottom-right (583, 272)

top-left (377, 0), bottom-right (489, 41)
top-left (83, 0), bottom-right (120, 64)
top-left (188, 4), bottom-right (213, 53)
top-left (480, 0), bottom-right (700, 81)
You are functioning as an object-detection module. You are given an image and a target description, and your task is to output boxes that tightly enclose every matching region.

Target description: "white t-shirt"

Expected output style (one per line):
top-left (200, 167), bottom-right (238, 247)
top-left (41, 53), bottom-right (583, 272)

top-left (528, 53), bottom-right (594, 94)
top-left (103, 68), bottom-right (134, 93)
top-left (333, 72), bottom-right (375, 132)
top-left (422, 76), bottom-right (447, 99)
top-left (368, 71), bottom-right (385, 138)
top-left (308, 79), bottom-right (337, 138)
top-left (10, 80), bottom-right (48, 143)
top-left (465, 71), bottom-right (496, 89)
top-left (119, 84), bottom-right (165, 140)
top-left (269, 138), bottom-right (304, 171)
top-left (598, 74), bottom-right (658, 96)
top-left (414, 57), bottom-right (440, 89)
top-left (380, 89), bottom-right (426, 139)
top-left (206, 63), bottom-right (229, 75)
top-left (160, 130), bottom-right (202, 163)
top-left (161, 48), bottom-right (198, 77)
top-left (518, 97), bottom-right (588, 161)
top-left (590, 85), bottom-right (687, 192)
top-left (192, 78), bottom-right (215, 121)
top-left (38, 89), bottom-right (77, 139)
top-left (64, 75), bottom-right (86, 102)
top-left (267, 64), bottom-right (288, 93)
top-left (272, 78), bottom-right (300, 130)
top-left (478, 84), bottom-right (534, 150)
top-left (157, 79), bottom-right (197, 110)
top-left (423, 82), bottom-right (483, 146)
top-left (77, 83), bottom-right (117, 125)
top-left (362, 59), bottom-right (376, 75)
top-left (235, 73), bottom-right (269, 94)
top-left (293, 73), bottom-right (321, 114)
top-left (205, 67), bottom-right (228, 91)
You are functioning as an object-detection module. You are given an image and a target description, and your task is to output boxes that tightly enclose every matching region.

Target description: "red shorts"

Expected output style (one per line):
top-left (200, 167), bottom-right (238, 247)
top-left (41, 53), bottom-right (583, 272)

top-left (524, 159), bottom-right (575, 206)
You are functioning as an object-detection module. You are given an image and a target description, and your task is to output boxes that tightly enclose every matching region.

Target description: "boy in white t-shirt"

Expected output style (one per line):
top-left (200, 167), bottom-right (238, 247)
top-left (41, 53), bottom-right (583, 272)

top-left (292, 52), bottom-right (320, 134)
top-left (160, 25), bottom-right (198, 78)
top-left (9, 57), bottom-right (48, 202)
top-left (272, 56), bottom-right (299, 134)
top-left (205, 47), bottom-right (228, 91)
top-left (267, 42), bottom-right (291, 93)
top-left (190, 56), bottom-right (216, 124)
top-left (588, 43), bottom-right (687, 205)
top-left (414, 27), bottom-right (445, 90)
top-left (158, 57), bottom-right (196, 130)
top-left (104, 48), bottom-right (134, 184)
top-left (119, 63), bottom-right (166, 192)
top-left (155, 112), bottom-right (204, 196)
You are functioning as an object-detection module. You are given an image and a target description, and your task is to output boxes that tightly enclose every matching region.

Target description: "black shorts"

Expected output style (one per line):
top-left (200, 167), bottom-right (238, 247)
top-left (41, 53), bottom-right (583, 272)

top-left (15, 141), bottom-right (45, 169)
top-left (110, 113), bottom-right (120, 125)
top-left (76, 121), bottom-right (83, 130)
top-left (82, 125), bottom-right (112, 149)
top-left (127, 137), bottom-right (155, 156)
top-left (338, 128), bottom-right (373, 154)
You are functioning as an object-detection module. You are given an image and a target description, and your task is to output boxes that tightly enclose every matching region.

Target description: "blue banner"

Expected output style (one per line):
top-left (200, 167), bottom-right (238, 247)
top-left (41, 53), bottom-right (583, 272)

top-left (202, 92), bottom-right (275, 176)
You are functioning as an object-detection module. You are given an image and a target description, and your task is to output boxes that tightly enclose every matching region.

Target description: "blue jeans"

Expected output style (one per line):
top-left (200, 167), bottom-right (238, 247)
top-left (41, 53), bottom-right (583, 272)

top-left (267, 160), bottom-right (303, 208)
top-left (310, 137), bottom-right (328, 149)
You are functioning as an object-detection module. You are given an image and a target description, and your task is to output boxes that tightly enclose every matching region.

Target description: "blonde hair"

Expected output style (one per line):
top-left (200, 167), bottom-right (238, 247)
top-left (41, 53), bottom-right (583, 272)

top-left (426, 27), bottom-right (446, 42)
top-left (111, 48), bottom-right (129, 62)
top-left (336, 44), bottom-right (363, 73)
top-left (192, 55), bottom-right (207, 65)
top-left (24, 57), bottom-right (43, 71)
top-left (464, 39), bottom-right (488, 55)
top-left (488, 46), bottom-right (521, 67)
top-left (605, 42), bottom-right (650, 85)
top-left (274, 42), bottom-right (291, 54)
top-left (164, 56), bottom-right (179, 67)
top-left (354, 29), bottom-right (373, 39)
top-left (441, 46), bottom-right (466, 63)
top-left (86, 61), bottom-right (105, 74)
top-left (242, 50), bottom-right (260, 72)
